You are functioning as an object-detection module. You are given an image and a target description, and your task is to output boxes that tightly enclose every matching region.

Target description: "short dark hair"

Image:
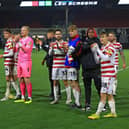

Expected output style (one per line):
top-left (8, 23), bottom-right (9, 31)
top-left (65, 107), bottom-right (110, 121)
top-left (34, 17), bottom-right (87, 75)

top-left (55, 29), bottom-right (62, 34)
top-left (99, 32), bottom-right (108, 37)
top-left (47, 29), bottom-right (54, 33)
top-left (3, 28), bottom-right (12, 33)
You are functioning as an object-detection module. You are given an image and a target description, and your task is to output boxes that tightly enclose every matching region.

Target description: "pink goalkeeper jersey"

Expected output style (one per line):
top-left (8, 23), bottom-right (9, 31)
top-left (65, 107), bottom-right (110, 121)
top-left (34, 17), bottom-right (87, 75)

top-left (18, 36), bottom-right (33, 63)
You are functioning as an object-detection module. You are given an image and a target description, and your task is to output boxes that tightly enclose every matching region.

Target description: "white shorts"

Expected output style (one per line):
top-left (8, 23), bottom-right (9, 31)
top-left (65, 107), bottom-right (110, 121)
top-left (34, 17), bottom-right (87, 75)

top-left (13, 65), bottom-right (17, 75)
top-left (101, 77), bottom-right (115, 95)
top-left (52, 68), bottom-right (67, 80)
top-left (4, 65), bottom-right (13, 76)
top-left (67, 68), bottom-right (78, 81)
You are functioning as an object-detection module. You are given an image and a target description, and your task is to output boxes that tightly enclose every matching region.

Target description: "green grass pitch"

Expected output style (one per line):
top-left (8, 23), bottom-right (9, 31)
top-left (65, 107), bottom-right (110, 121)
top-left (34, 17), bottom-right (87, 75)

top-left (0, 49), bottom-right (129, 129)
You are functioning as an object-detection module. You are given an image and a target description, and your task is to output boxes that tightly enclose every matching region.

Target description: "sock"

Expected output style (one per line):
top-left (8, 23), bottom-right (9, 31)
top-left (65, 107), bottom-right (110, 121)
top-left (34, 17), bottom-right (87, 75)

top-left (75, 90), bottom-right (81, 106)
top-left (5, 81), bottom-right (11, 98)
top-left (27, 83), bottom-right (32, 98)
top-left (21, 95), bottom-right (25, 100)
top-left (96, 102), bottom-right (105, 115)
top-left (108, 101), bottom-right (116, 114)
top-left (72, 89), bottom-right (80, 106)
top-left (54, 86), bottom-right (59, 101)
top-left (11, 81), bottom-right (20, 96)
top-left (66, 86), bottom-right (71, 101)
top-left (20, 82), bottom-right (26, 97)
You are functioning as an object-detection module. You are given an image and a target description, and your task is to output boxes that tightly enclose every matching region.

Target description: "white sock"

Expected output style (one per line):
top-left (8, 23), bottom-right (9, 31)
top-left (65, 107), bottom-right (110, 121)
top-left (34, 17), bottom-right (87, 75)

top-left (21, 95), bottom-right (25, 100)
top-left (113, 79), bottom-right (117, 95)
top-left (108, 101), bottom-right (116, 114)
top-left (5, 81), bottom-right (11, 98)
top-left (75, 90), bottom-right (80, 106)
top-left (54, 86), bottom-right (59, 101)
top-left (96, 102), bottom-right (105, 115)
top-left (66, 86), bottom-right (71, 101)
top-left (73, 89), bottom-right (80, 106)
top-left (11, 81), bottom-right (20, 96)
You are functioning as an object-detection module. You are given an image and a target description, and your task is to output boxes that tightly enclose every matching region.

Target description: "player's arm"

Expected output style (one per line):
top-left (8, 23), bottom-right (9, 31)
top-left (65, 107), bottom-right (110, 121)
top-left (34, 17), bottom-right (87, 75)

top-left (119, 46), bottom-right (126, 69)
top-left (91, 43), bottom-right (114, 61)
top-left (62, 42), bottom-right (68, 53)
top-left (90, 44), bottom-right (100, 63)
top-left (19, 40), bottom-right (33, 53)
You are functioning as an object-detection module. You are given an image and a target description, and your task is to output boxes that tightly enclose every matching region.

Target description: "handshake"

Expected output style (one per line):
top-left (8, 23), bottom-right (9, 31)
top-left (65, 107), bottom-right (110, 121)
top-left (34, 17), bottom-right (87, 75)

top-left (90, 43), bottom-right (99, 52)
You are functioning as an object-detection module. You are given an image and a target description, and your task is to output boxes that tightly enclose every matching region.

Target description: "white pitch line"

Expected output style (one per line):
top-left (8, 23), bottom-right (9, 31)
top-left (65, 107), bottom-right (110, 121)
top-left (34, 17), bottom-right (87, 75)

top-left (61, 66), bottom-right (129, 93)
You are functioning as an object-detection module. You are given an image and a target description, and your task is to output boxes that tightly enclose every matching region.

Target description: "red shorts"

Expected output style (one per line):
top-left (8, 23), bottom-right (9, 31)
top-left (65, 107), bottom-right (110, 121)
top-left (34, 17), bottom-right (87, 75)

top-left (17, 61), bottom-right (32, 78)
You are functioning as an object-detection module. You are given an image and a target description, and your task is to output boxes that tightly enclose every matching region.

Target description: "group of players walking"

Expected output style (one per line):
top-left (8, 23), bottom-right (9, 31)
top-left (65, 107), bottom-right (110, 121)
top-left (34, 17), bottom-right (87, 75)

top-left (1, 25), bottom-right (126, 120)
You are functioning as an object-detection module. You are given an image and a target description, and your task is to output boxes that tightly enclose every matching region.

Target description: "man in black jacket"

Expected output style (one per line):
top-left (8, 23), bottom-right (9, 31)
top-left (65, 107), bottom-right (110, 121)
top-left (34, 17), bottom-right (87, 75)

top-left (42, 29), bottom-right (61, 100)
top-left (79, 28), bottom-right (102, 111)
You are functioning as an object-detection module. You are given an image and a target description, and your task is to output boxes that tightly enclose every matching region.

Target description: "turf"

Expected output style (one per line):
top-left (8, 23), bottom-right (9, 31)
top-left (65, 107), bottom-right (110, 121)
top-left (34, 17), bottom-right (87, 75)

top-left (0, 49), bottom-right (129, 129)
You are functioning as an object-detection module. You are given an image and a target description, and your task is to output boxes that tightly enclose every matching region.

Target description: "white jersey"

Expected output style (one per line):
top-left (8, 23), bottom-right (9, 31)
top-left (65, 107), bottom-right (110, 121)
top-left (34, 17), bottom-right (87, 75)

top-left (3, 37), bottom-right (14, 66)
top-left (101, 43), bottom-right (116, 78)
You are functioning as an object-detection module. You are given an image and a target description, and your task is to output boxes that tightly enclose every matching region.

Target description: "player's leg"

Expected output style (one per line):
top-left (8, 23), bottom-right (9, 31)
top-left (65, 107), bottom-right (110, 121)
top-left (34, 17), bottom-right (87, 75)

top-left (104, 78), bottom-right (117, 118)
top-left (50, 80), bottom-right (59, 104)
top-left (68, 68), bottom-right (81, 108)
top-left (63, 80), bottom-right (72, 104)
top-left (22, 61), bottom-right (32, 104)
top-left (50, 68), bottom-right (60, 104)
top-left (10, 65), bottom-right (20, 99)
top-left (24, 77), bottom-right (32, 103)
top-left (14, 63), bottom-right (26, 102)
top-left (93, 71), bottom-right (107, 112)
top-left (61, 68), bottom-right (72, 104)
top-left (70, 80), bottom-right (81, 108)
top-left (103, 94), bottom-right (117, 118)
top-left (1, 66), bottom-right (11, 101)
top-left (88, 93), bottom-right (107, 120)
top-left (14, 78), bottom-right (26, 103)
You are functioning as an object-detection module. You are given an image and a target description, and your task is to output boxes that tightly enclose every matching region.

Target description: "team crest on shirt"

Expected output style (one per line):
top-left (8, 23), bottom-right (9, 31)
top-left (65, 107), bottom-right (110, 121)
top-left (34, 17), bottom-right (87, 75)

top-left (8, 42), bottom-right (13, 48)
top-left (106, 49), bottom-right (113, 56)
top-left (29, 42), bottom-right (32, 45)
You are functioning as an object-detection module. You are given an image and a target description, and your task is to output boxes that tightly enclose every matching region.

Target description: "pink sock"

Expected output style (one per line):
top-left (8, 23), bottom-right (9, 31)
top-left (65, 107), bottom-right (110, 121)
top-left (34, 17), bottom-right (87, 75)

top-left (27, 83), bottom-right (32, 98)
top-left (20, 82), bottom-right (26, 96)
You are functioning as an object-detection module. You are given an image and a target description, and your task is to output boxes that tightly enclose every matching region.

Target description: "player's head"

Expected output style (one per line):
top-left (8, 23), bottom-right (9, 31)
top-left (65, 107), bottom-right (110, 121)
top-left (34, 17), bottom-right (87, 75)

top-left (99, 32), bottom-right (108, 45)
top-left (108, 32), bottom-right (116, 42)
top-left (21, 26), bottom-right (30, 37)
top-left (3, 28), bottom-right (12, 39)
top-left (55, 29), bottom-right (63, 41)
top-left (47, 29), bottom-right (54, 39)
top-left (86, 27), bottom-right (97, 38)
top-left (68, 25), bottom-right (78, 38)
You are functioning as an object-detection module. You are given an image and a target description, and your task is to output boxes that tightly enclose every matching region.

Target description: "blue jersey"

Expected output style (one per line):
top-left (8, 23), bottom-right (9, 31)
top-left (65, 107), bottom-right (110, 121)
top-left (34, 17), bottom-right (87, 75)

top-left (65, 35), bottom-right (80, 68)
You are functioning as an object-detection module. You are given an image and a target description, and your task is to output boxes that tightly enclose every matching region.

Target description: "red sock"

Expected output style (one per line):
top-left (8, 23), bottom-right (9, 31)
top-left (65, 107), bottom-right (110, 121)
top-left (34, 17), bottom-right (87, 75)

top-left (27, 83), bottom-right (32, 98)
top-left (20, 82), bottom-right (26, 96)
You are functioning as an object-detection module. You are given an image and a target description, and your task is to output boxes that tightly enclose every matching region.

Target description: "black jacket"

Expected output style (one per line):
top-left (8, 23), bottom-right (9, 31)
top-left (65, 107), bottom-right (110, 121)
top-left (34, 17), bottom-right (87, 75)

top-left (42, 38), bottom-right (55, 67)
top-left (79, 37), bottom-right (101, 70)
